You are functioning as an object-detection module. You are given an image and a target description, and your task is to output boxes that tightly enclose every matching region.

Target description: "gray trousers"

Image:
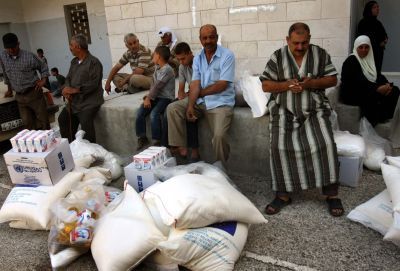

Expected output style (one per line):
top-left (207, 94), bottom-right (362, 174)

top-left (15, 87), bottom-right (49, 130)
top-left (167, 97), bottom-right (233, 164)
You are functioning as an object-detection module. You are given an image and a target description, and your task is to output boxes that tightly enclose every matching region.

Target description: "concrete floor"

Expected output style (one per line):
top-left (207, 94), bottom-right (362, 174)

top-left (1, 139), bottom-right (400, 270)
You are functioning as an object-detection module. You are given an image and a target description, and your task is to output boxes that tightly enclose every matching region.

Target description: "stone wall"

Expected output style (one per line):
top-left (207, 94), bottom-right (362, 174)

top-left (0, 0), bottom-right (112, 77)
top-left (104, 0), bottom-right (351, 75)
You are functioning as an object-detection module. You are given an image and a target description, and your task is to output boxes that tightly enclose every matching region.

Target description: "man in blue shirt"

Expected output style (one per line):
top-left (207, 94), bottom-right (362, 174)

top-left (167, 24), bottom-right (235, 165)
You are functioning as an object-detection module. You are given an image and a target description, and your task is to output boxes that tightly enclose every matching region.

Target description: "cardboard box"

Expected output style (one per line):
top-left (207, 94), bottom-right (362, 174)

top-left (124, 157), bottom-right (176, 192)
top-left (338, 156), bottom-right (363, 187)
top-left (4, 138), bottom-right (75, 185)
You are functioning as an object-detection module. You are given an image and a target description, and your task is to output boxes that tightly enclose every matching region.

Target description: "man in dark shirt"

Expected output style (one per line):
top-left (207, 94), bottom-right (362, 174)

top-left (58, 34), bottom-right (104, 143)
top-left (50, 67), bottom-right (66, 97)
top-left (0, 33), bottom-right (50, 130)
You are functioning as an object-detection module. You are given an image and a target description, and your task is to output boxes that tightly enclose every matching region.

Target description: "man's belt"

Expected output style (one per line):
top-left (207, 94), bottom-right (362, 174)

top-left (16, 86), bottom-right (36, 95)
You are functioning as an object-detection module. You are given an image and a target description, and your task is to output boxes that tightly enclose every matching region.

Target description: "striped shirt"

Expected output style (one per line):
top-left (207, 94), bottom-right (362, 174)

top-left (0, 49), bottom-right (49, 93)
top-left (260, 44), bottom-right (339, 192)
top-left (119, 44), bottom-right (155, 76)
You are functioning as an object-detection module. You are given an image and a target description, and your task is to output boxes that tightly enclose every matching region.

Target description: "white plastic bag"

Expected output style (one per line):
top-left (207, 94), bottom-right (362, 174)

top-left (239, 71), bottom-right (270, 118)
top-left (333, 130), bottom-right (366, 157)
top-left (73, 154), bottom-right (96, 168)
top-left (70, 131), bottom-right (123, 180)
top-left (360, 118), bottom-right (392, 171)
top-left (48, 181), bottom-right (107, 268)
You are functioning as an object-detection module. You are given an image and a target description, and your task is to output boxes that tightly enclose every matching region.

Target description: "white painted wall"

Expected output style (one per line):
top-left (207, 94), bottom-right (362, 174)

top-left (0, 0), bottom-right (25, 23)
top-left (0, 0), bottom-right (112, 78)
top-left (104, 0), bottom-right (351, 77)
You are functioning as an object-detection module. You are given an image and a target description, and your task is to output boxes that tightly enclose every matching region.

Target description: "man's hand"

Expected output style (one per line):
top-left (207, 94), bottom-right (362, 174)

top-left (178, 89), bottom-right (187, 100)
top-left (186, 105), bottom-right (197, 122)
top-left (299, 77), bottom-right (312, 88)
top-left (287, 79), bottom-right (303, 94)
top-left (104, 80), bottom-right (111, 94)
top-left (62, 86), bottom-right (80, 101)
top-left (35, 78), bottom-right (46, 91)
top-left (4, 89), bottom-right (13, 98)
top-left (143, 96), bottom-right (151, 108)
top-left (118, 75), bottom-right (131, 89)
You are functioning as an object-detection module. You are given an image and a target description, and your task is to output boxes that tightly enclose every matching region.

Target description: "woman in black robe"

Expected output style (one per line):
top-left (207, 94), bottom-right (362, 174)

top-left (357, 1), bottom-right (388, 73)
top-left (340, 35), bottom-right (399, 127)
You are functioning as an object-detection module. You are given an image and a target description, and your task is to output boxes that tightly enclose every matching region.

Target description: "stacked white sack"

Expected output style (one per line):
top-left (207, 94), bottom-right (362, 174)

top-left (142, 173), bottom-right (267, 229)
top-left (91, 184), bottom-right (166, 271)
top-left (0, 172), bottom-right (83, 230)
top-left (142, 172), bottom-right (266, 271)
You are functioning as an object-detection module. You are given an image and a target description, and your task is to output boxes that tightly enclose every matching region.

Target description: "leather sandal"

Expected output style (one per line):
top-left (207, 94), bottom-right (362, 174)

top-left (265, 197), bottom-right (292, 215)
top-left (326, 197), bottom-right (344, 217)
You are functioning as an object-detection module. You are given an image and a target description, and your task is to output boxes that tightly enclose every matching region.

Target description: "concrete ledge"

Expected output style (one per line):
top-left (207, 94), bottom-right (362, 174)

top-left (327, 87), bottom-right (392, 138)
top-left (94, 92), bottom-right (271, 177)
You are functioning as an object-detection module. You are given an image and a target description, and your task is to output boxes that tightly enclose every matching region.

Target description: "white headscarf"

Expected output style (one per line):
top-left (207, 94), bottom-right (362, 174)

top-left (158, 26), bottom-right (178, 49)
top-left (352, 35), bottom-right (377, 82)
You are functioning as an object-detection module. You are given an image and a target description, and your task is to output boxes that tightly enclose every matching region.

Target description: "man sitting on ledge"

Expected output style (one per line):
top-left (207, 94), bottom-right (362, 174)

top-left (105, 33), bottom-right (154, 94)
top-left (167, 24), bottom-right (235, 167)
top-left (260, 22), bottom-right (344, 217)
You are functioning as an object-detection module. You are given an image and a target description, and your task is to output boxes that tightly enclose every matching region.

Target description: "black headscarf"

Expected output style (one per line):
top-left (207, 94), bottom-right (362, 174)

top-left (357, 1), bottom-right (388, 72)
top-left (363, 1), bottom-right (378, 18)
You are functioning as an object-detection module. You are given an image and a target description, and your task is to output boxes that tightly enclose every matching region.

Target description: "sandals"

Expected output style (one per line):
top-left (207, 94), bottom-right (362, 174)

top-left (326, 197), bottom-right (345, 217)
top-left (265, 197), bottom-right (292, 215)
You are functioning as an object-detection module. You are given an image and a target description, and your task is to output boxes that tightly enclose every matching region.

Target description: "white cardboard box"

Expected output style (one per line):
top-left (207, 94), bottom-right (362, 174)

top-left (124, 157), bottom-right (176, 192)
top-left (4, 138), bottom-right (75, 186)
top-left (338, 156), bottom-right (363, 187)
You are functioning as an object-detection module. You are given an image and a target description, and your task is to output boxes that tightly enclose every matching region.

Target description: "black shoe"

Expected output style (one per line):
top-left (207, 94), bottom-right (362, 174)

top-left (137, 137), bottom-right (149, 151)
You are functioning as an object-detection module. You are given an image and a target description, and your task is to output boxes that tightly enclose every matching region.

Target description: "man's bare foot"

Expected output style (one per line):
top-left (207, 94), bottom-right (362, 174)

top-left (4, 90), bottom-right (13, 98)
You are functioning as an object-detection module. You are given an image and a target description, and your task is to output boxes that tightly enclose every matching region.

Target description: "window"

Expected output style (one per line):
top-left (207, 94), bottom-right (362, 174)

top-left (64, 2), bottom-right (91, 43)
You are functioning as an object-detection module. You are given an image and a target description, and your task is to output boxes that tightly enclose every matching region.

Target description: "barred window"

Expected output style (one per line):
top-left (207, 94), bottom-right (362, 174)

top-left (64, 2), bottom-right (91, 43)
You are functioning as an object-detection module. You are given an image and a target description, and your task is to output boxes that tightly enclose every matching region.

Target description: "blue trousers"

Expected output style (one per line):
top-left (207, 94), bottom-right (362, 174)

top-left (136, 98), bottom-right (171, 140)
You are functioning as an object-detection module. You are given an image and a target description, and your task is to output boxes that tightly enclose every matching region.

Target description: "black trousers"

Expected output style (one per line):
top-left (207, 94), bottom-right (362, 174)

top-left (58, 106), bottom-right (100, 143)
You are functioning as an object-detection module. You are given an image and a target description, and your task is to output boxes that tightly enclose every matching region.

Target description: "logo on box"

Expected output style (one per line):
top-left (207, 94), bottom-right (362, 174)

top-left (13, 164), bottom-right (43, 173)
top-left (13, 164), bottom-right (24, 173)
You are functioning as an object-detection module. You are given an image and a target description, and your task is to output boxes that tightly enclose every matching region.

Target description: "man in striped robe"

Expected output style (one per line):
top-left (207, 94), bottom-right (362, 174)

top-left (260, 22), bottom-right (344, 217)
